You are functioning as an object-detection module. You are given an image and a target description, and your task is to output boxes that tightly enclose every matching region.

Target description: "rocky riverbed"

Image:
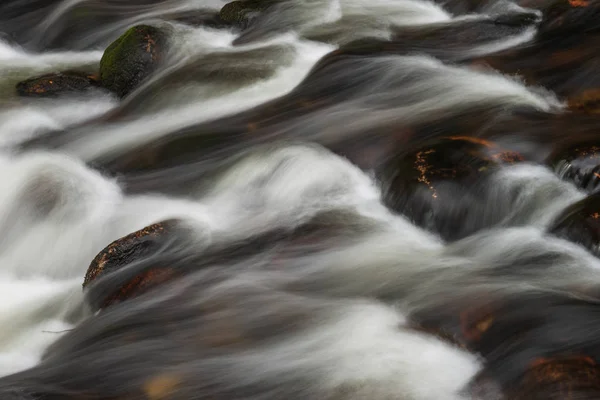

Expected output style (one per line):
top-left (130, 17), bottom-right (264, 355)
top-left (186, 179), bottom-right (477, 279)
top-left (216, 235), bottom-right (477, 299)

top-left (0, 0), bottom-right (600, 399)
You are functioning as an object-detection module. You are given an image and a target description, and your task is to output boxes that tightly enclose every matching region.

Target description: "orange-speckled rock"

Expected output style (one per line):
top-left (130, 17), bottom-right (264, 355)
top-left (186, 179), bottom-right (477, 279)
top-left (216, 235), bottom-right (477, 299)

top-left (378, 136), bottom-right (524, 240)
top-left (510, 355), bottom-right (600, 399)
top-left (83, 220), bottom-right (185, 310)
top-left (16, 71), bottom-right (102, 98)
top-left (568, 89), bottom-right (600, 114)
top-left (84, 221), bottom-right (168, 288)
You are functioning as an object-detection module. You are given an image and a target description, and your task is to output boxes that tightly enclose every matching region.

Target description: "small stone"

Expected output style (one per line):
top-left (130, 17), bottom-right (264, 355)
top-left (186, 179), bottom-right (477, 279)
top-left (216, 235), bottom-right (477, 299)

top-left (16, 71), bottom-right (100, 98)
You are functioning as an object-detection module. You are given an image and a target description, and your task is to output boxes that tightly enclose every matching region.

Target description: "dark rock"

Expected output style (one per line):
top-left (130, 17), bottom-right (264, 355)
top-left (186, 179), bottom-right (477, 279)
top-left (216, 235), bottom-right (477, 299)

top-left (567, 88), bottom-right (600, 114)
top-left (508, 355), bottom-right (600, 399)
top-left (15, 71), bottom-right (101, 98)
top-left (218, 0), bottom-right (280, 28)
top-left (84, 220), bottom-right (183, 311)
top-left (537, 0), bottom-right (600, 39)
top-left (99, 24), bottom-right (168, 98)
top-left (491, 9), bottom-right (541, 26)
top-left (548, 192), bottom-right (600, 256)
top-left (378, 136), bottom-right (524, 240)
top-left (547, 140), bottom-right (600, 192)
top-left (464, 1), bottom-right (600, 99)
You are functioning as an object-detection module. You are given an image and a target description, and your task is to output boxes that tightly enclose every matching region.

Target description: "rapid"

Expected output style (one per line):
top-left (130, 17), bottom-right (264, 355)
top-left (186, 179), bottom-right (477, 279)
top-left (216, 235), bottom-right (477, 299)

top-left (0, 0), bottom-right (599, 399)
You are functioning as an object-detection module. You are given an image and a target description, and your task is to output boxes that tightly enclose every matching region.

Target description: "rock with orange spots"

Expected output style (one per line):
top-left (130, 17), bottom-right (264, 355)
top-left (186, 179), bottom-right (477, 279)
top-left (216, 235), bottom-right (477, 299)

top-left (508, 355), bottom-right (600, 399)
top-left (378, 136), bottom-right (524, 240)
top-left (84, 219), bottom-right (183, 311)
top-left (15, 71), bottom-right (102, 98)
top-left (549, 192), bottom-right (600, 256)
top-left (99, 25), bottom-right (168, 98)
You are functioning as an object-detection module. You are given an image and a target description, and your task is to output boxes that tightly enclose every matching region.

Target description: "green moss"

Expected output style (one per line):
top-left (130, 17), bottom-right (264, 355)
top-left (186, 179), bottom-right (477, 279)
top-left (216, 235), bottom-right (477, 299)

top-left (218, 0), bottom-right (281, 25)
top-left (99, 25), bottom-right (167, 98)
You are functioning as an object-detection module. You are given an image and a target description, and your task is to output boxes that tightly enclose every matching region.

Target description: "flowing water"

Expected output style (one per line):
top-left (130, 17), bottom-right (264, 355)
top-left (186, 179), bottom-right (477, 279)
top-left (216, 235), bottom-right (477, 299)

top-left (0, 0), bottom-right (598, 398)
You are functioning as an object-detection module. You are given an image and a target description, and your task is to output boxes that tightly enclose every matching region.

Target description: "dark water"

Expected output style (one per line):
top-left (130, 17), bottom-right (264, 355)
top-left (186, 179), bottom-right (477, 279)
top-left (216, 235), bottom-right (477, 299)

top-left (0, 0), bottom-right (600, 399)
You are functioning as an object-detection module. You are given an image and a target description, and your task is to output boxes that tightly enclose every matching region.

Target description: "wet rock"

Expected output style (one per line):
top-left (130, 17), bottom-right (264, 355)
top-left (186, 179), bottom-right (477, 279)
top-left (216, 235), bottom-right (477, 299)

top-left (84, 220), bottom-right (184, 311)
top-left (219, 0), bottom-right (280, 28)
top-left (537, 0), bottom-right (600, 39)
top-left (509, 355), bottom-right (600, 399)
top-left (548, 192), bottom-right (600, 256)
top-left (465, 1), bottom-right (600, 99)
top-left (378, 136), bottom-right (523, 240)
top-left (15, 71), bottom-right (102, 98)
top-left (99, 25), bottom-right (168, 98)
top-left (413, 289), bottom-right (600, 399)
top-left (547, 140), bottom-right (600, 192)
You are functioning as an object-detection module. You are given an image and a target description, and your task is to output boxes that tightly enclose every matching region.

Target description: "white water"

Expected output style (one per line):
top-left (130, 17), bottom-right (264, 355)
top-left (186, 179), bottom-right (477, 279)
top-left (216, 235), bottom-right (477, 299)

top-left (0, 0), bottom-right (595, 398)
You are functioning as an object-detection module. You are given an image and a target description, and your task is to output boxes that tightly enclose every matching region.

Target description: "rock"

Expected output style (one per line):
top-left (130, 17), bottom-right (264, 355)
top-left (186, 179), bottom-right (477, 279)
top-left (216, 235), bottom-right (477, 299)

top-left (99, 25), bottom-right (168, 98)
top-left (547, 140), bottom-right (600, 192)
top-left (548, 192), bottom-right (600, 256)
top-left (509, 355), bottom-right (600, 400)
top-left (378, 136), bottom-right (523, 240)
top-left (567, 89), bottom-right (600, 114)
top-left (537, 0), bottom-right (600, 40)
top-left (15, 71), bottom-right (101, 98)
top-left (84, 220), bottom-right (183, 311)
top-left (218, 0), bottom-right (280, 28)
top-left (462, 0), bottom-right (600, 100)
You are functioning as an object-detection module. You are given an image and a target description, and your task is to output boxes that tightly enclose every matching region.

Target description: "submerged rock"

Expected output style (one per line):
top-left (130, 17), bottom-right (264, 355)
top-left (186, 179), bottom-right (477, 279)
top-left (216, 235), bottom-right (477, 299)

top-left (548, 192), bottom-right (600, 256)
top-left (537, 0), bottom-right (600, 39)
top-left (378, 136), bottom-right (523, 240)
top-left (567, 89), bottom-right (600, 114)
top-left (166, 9), bottom-right (227, 29)
top-left (15, 71), bottom-right (101, 98)
top-left (84, 220), bottom-right (183, 311)
top-left (548, 140), bottom-right (600, 192)
top-left (509, 355), bottom-right (600, 400)
top-left (99, 24), bottom-right (168, 98)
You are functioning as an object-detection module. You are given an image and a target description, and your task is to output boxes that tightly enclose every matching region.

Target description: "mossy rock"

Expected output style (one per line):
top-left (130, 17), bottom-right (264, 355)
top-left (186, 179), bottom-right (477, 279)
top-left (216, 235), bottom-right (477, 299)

top-left (15, 71), bottom-right (100, 98)
top-left (218, 0), bottom-right (280, 27)
top-left (99, 25), bottom-right (168, 98)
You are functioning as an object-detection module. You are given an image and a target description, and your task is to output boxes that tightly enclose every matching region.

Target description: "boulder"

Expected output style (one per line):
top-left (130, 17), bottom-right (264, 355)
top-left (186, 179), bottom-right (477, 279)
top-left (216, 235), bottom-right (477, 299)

top-left (99, 25), bottom-right (168, 98)
top-left (84, 220), bottom-right (183, 311)
top-left (15, 71), bottom-right (101, 98)
top-left (218, 0), bottom-right (280, 28)
top-left (378, 136), bottom-right (523, 240)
